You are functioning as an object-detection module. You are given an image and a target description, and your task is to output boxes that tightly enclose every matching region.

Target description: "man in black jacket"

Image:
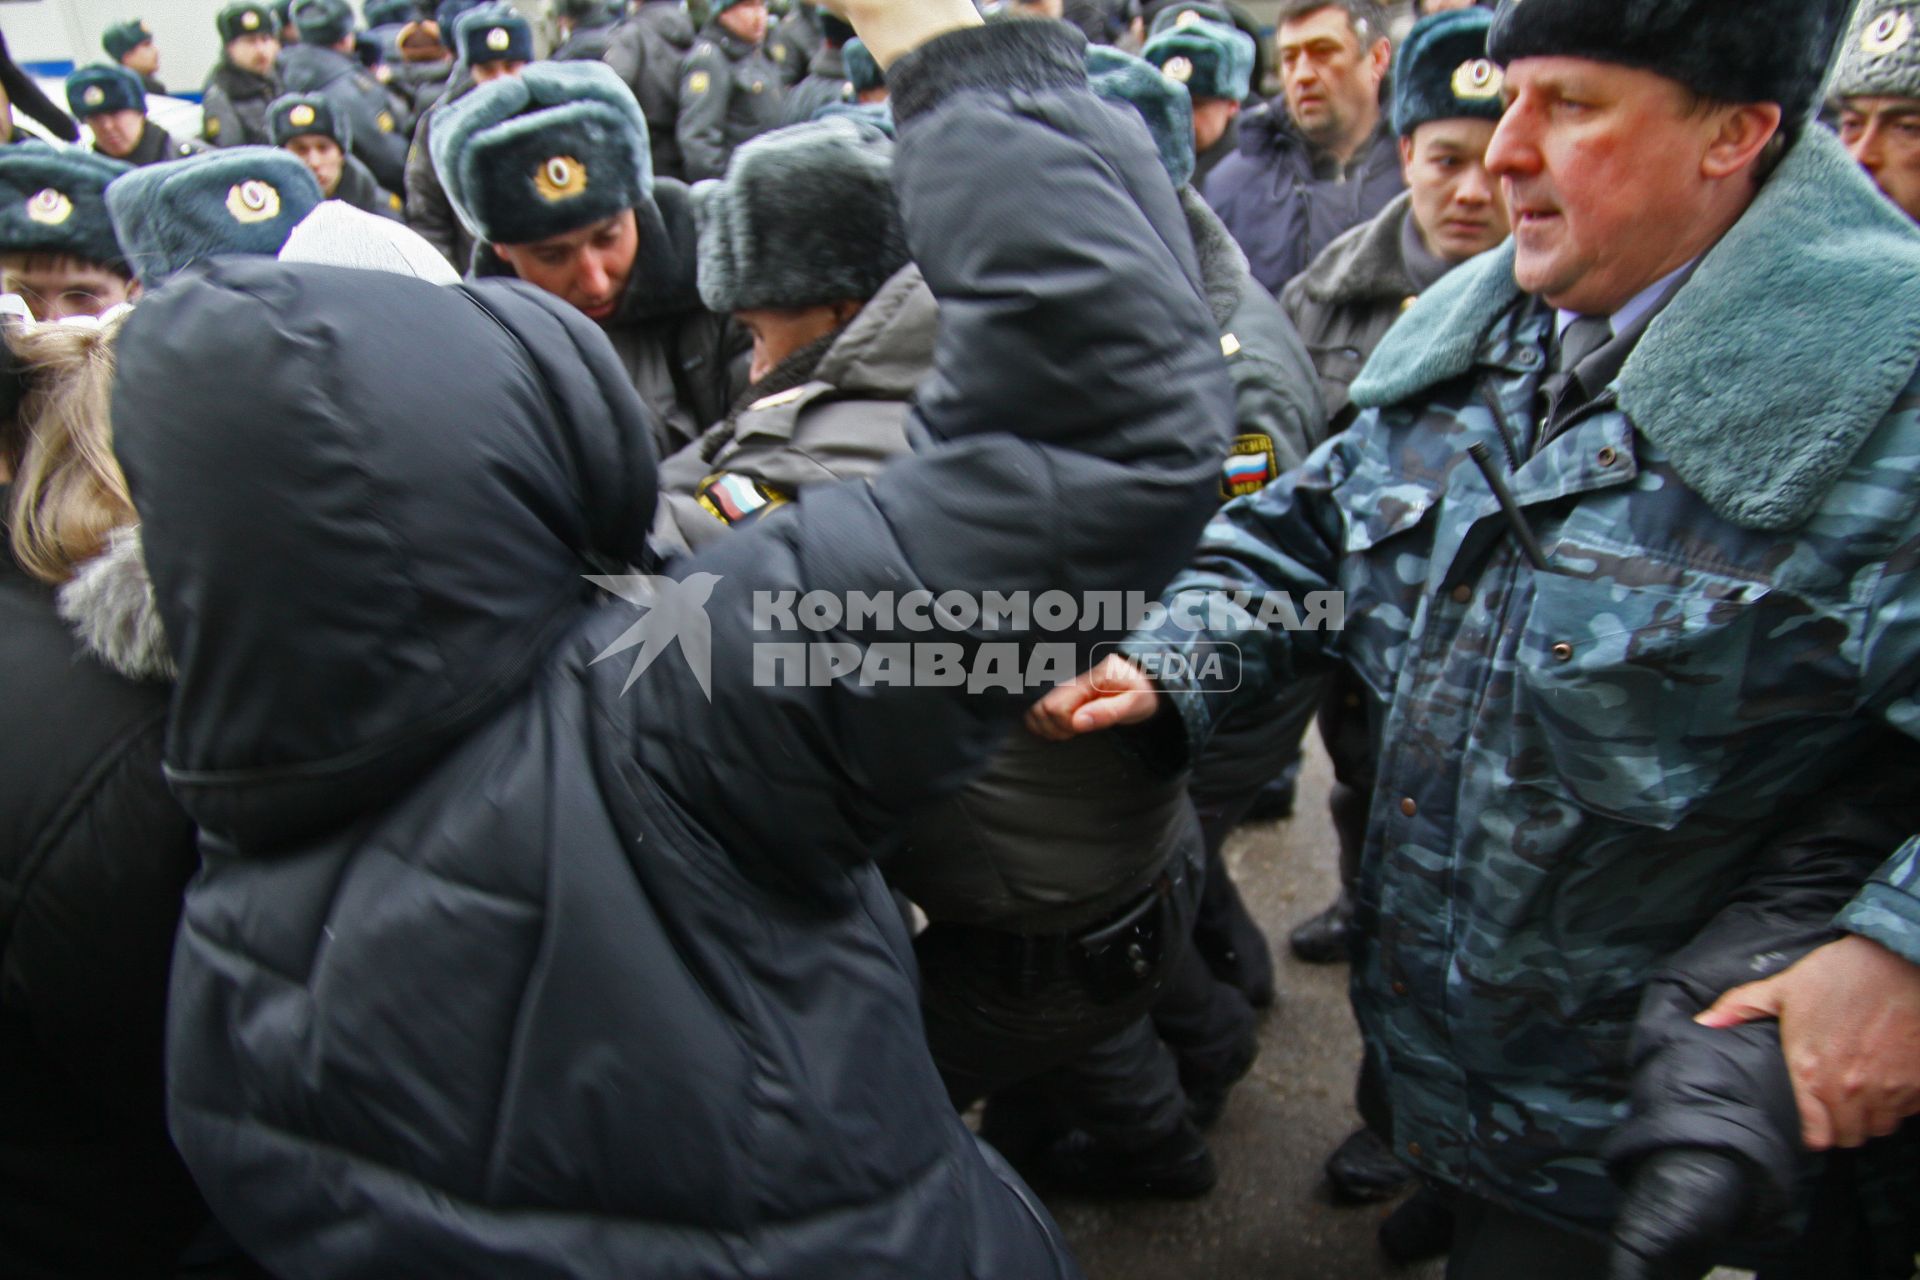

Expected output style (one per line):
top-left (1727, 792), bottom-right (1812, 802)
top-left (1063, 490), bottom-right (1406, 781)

top-left (65, 65), bottom-right (205, 168)
top-left (278, 0), bottom-right (410, 190)
top-left (202, 3), bottom-right (283, 147)
top-left (269, 93), bottom-right (404, 218)
top-left (112, 3), bottom-right (1229, 1275)
top-left (677, 0), bottom-right (786, 180)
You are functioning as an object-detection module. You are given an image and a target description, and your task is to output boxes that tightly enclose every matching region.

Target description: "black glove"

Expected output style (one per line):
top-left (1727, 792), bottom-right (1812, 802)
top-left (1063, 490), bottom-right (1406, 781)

top-left (1607, 1147), bottom-right (1750, 1280)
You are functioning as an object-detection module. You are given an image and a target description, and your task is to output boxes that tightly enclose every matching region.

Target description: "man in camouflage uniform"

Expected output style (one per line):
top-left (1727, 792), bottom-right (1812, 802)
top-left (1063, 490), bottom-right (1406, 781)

top-left (677, 0), bottom-right (785, 181)
top-left (1036, 0), bottom-right (1920, 1273)
top-left (278, 0), bottom-right (409, 191)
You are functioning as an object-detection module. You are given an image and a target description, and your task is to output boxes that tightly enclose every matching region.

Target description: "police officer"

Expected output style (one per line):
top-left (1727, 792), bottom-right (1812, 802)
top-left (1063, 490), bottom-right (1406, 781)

top-left (433, 60), bottom-right (745, 455)
top-left (278, 0), bottom-right (410, 191)
top-left (403, 4), bottom-right (531, 271)
top-left (101, 19), bottom-right (167, 97)
top-left (766, 0), bottom-right (822, 86)
top-left (550, 0), bottom-right (622, 61)
top-left (1141, 13), bottom-right (1257, 189)
top-left (65, 65), bottom-right (205, 167)
top-left (1832, 1), bottom-right (1920, 224)
top-left (604, 0), bottom-right (701, 180)
top-left (270, 93), bottom-right (403, 219)
top-left (203, 3), bottom-right (284, 148)
top-left (677, 0), bottom-right (786, 181)
top-left (0, 145), bottom-right (135, 320)
top-left (779, 12), bottom-right (856, 124)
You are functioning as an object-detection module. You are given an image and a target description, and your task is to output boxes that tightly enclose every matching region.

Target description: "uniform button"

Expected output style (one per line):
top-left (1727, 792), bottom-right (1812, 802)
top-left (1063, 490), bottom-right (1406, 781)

top-left (1399, 797), bottom-right (1417, 817)
top-left (1597, 446), bottom-right (1618, 467)
top-left (1551, 642), bottom-right (1574, 662)
top-left (1407, 1142), bottom-right (1423, 1159)
top-left (1450, 584), bottom-right (1472, 605)
top-left (1517, 349), bottom-right (1540, 368)
top-left (1392, 981), bottom-right (1408, 996)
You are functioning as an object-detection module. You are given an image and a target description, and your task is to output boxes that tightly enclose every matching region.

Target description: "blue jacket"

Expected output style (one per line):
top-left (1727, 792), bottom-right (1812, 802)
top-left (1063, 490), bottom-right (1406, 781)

top-left (1200, 101), bottom-right (1404, 297)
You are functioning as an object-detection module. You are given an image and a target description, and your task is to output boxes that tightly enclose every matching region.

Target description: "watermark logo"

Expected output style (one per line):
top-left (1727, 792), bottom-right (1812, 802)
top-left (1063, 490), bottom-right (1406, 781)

top-left (587, 577), bottom-right (1339, 701)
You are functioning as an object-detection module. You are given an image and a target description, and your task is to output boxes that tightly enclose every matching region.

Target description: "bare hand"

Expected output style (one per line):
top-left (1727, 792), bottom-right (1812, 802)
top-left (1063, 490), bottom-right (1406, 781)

top-left (1025, 654), bottom-right (1162, 741)
top-left (813, 0), bottom-right (982, 67)
top-left (1695, 934), bottom-right (1920, 1150)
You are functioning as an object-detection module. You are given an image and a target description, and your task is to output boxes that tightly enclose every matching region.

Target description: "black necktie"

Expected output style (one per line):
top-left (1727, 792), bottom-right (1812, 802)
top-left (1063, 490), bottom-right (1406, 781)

top-left (1542, 314), bottom-right (1613, 423)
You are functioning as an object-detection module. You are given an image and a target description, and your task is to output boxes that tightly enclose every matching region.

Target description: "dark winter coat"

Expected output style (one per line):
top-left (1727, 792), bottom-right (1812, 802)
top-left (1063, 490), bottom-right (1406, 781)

top-left (333, 151), bottom-right (405, 221)
top-left (472, 176), bottom-right (748, 458)
top-left (650, 261), bottom-right (933, 559)
top-left (115, 20), bottom-right (1226, 1276)
top-left (388, 56), bottom-right (454, 121)
top-left (604, 0), bottom-right (699, 181)
top-left (200, 61), bottom-right (281, 147)
top-left (676, 25), bottom-right (785, 182)
top-left (552, 14), bottom-right (620, 62)
top-left (1191, 111), bottom-right (1238, 191)
top-left (278, 42), bottom-right (409, 191)
top-left (1200, 103), bottom-right (1404, 296)
top-left (780, 43), bottom-right (854, 127)
top-left (106, 119), bottom-right (207, 168)
top-left (0, 526), bottom-right (206, 1278)
top-left (766, 3), bottom-right (820, 87)
top-left (403, 74), bottom-right (473, 270)
top-left (1281, 191), bottom-right (1430, 430)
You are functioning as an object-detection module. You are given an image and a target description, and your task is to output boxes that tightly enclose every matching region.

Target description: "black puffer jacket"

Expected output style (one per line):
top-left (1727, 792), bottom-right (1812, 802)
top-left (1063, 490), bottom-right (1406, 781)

top-left (115, 21), bottom-right (1228, 1277)
top-left (0, 525), bottom-right (206, 1278)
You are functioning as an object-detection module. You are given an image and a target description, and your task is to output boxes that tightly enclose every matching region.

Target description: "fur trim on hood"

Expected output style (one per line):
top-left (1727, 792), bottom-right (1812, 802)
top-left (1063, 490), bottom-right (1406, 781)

top-left (1288, 191), bottom-right (1416, 310)
top-left (57, 524), bottom-right (174, 682)
top-left (1179, 185), bottom-right (1250, 331)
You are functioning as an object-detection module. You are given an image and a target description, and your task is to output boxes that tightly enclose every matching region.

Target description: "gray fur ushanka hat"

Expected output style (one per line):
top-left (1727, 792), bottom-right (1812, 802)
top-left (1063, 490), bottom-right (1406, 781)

top-left (1832, 3), bottom-right (1920, 103)
top-left (0, 143), bottom-right (132, 271)
top-left (105, 146), bottom-right (323, 285)
top-left (432, 60), bottom-right (653, 246)
top-left (1393, 8), bottom-right (1503, 138)
top-left (692, 115), bottom-right (907, 313)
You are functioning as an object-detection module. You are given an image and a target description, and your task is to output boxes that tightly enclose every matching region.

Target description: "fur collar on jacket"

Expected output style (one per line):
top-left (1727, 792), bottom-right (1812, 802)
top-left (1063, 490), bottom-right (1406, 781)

top-left (1351, 128), bottom-right (1920, 532)
top-left (57, 525), bottom-right (174, 682)
top-left (1288, 191), bottom-right (1415, 310)
top-left (1179, 186), bottom-right (1250, 330)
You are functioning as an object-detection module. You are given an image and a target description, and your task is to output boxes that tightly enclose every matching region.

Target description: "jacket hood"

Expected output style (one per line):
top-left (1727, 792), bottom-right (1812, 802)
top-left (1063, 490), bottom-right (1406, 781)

top-left (111, 259), bottom-right (661, 850)
top-left (812, 261), bottom-right (935, 397)
top-left (471, 176), bottom-right (706, 326)
top-left (56, 524), bottom-right (174, 682)
top-left (1289, 190), bottom-right (1415, 309)
top-left (1179, 185), bottom-right (1251, 329)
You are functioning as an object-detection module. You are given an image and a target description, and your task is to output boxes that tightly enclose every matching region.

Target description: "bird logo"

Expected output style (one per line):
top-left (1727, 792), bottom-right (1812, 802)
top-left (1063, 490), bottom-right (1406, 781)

top-left (586, 573), bottom-right (722, 700)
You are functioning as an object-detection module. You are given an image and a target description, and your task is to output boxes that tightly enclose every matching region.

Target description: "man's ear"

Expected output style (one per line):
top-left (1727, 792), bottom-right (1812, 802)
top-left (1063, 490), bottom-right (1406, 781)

top-left (1701, 101), bottom-right (1783, 180)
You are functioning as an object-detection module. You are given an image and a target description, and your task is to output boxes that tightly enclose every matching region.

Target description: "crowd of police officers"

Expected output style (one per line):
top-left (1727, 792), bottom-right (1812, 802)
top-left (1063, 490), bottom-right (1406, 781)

top-left (2, 0), bottom-right (1920, 1277)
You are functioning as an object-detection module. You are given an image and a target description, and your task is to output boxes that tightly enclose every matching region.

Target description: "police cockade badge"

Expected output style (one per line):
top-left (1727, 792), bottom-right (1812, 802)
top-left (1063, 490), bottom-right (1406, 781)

top-left (535, 155), bottom-right (587, 202)
top-left (485, 25), bottom-right (511, 51)
top-left (242, 9), bottom-right (261, 29)
top-left (289, 103), bottom-right (316, 127)
top-left (1163, 55), bottom-right (1195, 84)
top-left (1865, 9), bottom-right (1913, 54)
top-left (82, 85), bottom-right (106, 108)
top-left (226, 180), bottom-right (281, 224)
top-left (26, 189), bottom-right (72, 226)
top-left (1452, 58), bottom-right (1502, 100)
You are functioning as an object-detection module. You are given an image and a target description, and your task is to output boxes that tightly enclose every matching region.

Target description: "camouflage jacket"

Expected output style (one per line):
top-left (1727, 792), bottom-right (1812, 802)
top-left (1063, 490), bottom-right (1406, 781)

top-left (1126, 128), bottom-right (1920, 1229)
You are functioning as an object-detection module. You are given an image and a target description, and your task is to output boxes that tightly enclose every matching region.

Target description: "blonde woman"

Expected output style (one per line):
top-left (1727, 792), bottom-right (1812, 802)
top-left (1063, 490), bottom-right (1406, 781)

top-left (0, 310), bottom-right (251, 1278)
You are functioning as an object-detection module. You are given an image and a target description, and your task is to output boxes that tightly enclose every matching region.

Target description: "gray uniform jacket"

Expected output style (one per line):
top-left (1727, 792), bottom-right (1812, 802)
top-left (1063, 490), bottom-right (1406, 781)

top-left (1280, 191), bottom-right (1435, 431)
top-left (403, 77), bottom-right (473, 271)
top-left (334, 153), bottom-right (405, 222)
top-left (200, 63), bottom-right (281, 147)
top-left (675, 26), bottom-right (785, 182)
top-left (780, 44), bottom-right (854, 126)
top-left (766, 4), bottom-right (819, 87)
top-left (650, 262), bottom-right (934, 559)
top-left (278, 43), bottom-right (409, 192)
top-left (604, 0), bottom-right (698, 181)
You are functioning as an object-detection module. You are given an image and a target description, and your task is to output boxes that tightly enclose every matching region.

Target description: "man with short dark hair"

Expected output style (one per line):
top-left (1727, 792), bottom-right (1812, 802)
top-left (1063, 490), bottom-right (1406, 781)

top-left (1203, 0), bottom-right (1403, 294)
top-left (101, 19), bottom-right (167, 97)
top-left (1832, 1), bottom-right (1920, 224)
top-left (202, 3), bottom-right (283, 147)
top-left (1034, 0), bottom-right (1920, 1273)
top-left (434, 60), bottom-right (745, 455)
top-left (65, 65), bottom-right (204, 167)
